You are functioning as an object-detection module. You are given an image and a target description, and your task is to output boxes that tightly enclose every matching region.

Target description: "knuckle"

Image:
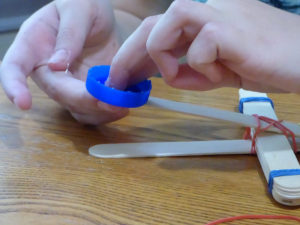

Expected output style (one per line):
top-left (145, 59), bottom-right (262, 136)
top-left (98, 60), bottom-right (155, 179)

top-left (186, 54), bottom-right (200, 70)
top-left (186, 50), bottom-right (204, 70)
top-left (44, 83), bottom-right (61, 102)
top-left (57, 27), bottom-right (76, 43)
top-left (168, 0), bottom-right (189, 21)
top-left (186, 22), bottom-right (220, 69)
top-left (140, 15), bottom-right (161, 56)
top-left (19, 18), bottom-right (38, 37)
top-left (201, 22), bottom-right (220, 41)
top-left (140, 16), bottom-right (158, 32)
top-left (145, 37), bottom-right (156, 56)
top-left (186, 49), bottom-right (206, 71)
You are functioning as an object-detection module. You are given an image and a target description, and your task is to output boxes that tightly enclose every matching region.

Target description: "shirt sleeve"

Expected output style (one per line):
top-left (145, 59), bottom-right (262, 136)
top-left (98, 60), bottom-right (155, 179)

top-left (260, 0), bottom-right (300, 14)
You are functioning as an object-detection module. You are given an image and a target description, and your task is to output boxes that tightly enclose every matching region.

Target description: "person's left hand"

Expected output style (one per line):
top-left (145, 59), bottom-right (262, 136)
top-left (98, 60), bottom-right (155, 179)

top-left (0, 0), bottom-right (129, 124)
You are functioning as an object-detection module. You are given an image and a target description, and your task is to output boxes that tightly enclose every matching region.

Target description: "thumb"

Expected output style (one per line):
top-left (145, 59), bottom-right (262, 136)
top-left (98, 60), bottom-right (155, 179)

top-left (48, 0), bottom-right (94, 71)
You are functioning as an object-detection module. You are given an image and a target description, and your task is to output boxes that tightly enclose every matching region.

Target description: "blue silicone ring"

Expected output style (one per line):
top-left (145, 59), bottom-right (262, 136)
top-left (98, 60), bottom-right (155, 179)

top-left (86, 65), bottom-right (152, 108)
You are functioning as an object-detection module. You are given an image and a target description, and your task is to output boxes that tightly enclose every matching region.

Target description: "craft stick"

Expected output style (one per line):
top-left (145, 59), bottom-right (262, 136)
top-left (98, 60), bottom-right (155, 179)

top-left (240, 89), bottom-right (300, 206)
top-left (148, 97), bottom-right (300, 137)
top-left (89, 140), bottom-right (252, 158)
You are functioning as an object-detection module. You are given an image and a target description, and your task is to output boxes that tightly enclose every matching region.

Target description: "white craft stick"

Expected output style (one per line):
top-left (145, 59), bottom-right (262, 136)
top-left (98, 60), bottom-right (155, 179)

top-left (89, 140), bottom-right (252, 158)
top-left (240, 89), bottom-right (300, 206)
top-left (148, 97), bottom-right (300, 137)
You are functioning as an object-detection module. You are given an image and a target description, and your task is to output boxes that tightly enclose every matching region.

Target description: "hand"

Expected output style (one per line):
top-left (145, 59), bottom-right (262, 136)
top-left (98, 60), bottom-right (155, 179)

top-left (108, 0), bottom-right (300, 93)
top-left (0, 0), bottom-right (128, 124)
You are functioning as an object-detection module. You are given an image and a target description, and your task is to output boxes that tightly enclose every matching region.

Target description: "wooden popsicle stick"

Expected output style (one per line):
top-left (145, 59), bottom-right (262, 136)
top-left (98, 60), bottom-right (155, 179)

top-left (239, 89), bottom-right (300, 206)
top-left (148, 97), bottom-right (300, 137)
top-left (89, 140), bottom-right (252, 158)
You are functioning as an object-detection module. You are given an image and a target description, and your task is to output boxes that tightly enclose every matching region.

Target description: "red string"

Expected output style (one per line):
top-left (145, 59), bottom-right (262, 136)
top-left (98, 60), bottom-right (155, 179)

top-left (207, 118), bottom-right (300, 224)
top-left (243, 115), bottom-right (297, 154)
top-left (206, 214), bottom-right (300, 225)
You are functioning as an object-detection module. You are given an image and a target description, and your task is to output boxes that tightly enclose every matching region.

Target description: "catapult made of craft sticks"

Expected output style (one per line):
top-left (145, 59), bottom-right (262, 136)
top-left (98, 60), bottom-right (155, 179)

top-left (86, 65), bottom-right (300, 206)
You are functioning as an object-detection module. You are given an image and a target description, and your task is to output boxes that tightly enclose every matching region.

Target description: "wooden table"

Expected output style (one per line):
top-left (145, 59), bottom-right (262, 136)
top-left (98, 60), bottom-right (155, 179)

top-left (0, 77), bottom-right (299, 225)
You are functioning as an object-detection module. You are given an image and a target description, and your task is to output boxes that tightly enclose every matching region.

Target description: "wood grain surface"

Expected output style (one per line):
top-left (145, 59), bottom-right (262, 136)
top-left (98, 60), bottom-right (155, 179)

top-left (0, 75), bottom-right (299, 225)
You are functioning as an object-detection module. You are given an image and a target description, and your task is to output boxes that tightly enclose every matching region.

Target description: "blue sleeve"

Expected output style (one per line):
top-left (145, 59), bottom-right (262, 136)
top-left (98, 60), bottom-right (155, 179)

top-left (193, 0), bottom-right (300, 14)
top-left (260, 0), bottom-right (300, 14)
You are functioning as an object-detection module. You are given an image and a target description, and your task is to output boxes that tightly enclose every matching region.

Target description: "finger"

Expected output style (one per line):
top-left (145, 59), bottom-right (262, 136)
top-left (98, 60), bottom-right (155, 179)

top-left (167, 64), bottom-right (283, 93)
top-left (0, 36), bottom-right (34, 110)
top-left (0, 64), bottom-right (32, 110)
top-left (32, 66), bottom-right (128, 124)
top-left (32, 66), bottom-right (128, 118)
top-left (187, 21), bottom-right (247, 67)
top-left (0, 3), bottom-right (56, 110)
top-left (146, 0), bottom-right (217, 80)
top-left (186, 24), bottom-right (220, 82)
top-left (186, 21), bottom-right (254, 86)
top-left (71, 110), bottom-right (128, 125)
top-left (48, 0), bottom-right (95, 71)
top-left (108, 15), bottom-right (161, 90)
top-left (165, 64), bottom-right (240, 91)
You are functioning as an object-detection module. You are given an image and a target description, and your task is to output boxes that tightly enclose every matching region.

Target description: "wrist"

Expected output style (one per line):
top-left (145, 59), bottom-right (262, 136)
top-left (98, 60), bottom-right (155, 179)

top-left (114, 9), bottom-right (142, 43)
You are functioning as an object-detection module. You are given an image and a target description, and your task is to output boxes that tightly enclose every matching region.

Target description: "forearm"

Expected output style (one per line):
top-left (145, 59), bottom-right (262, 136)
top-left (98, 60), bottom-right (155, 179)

top-left (112, 0), bottom-right (172, 19)
top-left (114, 9), bottom-right (142, 43)
top-left (112, 0), bottom-right (172, 44)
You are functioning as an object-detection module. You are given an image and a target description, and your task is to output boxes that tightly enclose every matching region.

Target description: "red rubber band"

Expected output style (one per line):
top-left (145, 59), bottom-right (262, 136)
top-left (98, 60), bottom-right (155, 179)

top-left (206, 214), bottom-right (300, 225)
top-left (243, 115), bottom-right (297, 154)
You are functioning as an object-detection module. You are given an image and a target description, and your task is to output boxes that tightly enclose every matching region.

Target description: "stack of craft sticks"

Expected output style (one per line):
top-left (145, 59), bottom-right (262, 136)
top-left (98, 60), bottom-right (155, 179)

top-left (239, 89), bottom-right (300, 206)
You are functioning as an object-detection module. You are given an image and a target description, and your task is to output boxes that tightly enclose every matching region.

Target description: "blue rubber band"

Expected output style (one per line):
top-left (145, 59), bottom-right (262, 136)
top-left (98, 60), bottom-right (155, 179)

top-left (239, 97), bottom-right (274, 113)
top-left (86, 65), bottom-right (152, 108)
top-left (268, 169), bottom-right (300, 194)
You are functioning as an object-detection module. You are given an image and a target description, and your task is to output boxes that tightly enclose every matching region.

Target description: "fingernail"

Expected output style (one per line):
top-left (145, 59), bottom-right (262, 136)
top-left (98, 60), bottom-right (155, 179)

top-left (48, 49), bottom-right (70, 64)
top-left (105, 68), bottom-right (128, 90)
top-left (104, 76), bottom-right (111, 87)
top-left (104, 76), bottom-right (123, 89)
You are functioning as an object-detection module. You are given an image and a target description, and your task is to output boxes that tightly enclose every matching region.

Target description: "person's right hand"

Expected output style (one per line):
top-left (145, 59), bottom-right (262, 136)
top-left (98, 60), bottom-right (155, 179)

top-left (0, 0), bottom-right (129, 125)
top-left (108, 0), bottom-right (300, 93)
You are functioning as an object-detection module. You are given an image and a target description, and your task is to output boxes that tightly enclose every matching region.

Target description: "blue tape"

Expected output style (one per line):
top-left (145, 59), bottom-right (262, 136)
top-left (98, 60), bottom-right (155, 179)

top-left (239, 97), bottom-right (274, 113)
top-left (268, 169), bottom-right (300, 194)
top-left (86, 65), bottom-right (152, 108)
